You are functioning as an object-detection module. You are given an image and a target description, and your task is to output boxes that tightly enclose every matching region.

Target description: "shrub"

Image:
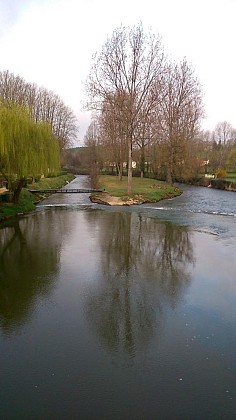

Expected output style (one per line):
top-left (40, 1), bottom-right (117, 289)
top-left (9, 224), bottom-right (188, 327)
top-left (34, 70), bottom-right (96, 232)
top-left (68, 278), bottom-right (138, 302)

top-left (215, 168), bottom-right (227, 178)
top-left (211, 178), bottom-right (228, 189)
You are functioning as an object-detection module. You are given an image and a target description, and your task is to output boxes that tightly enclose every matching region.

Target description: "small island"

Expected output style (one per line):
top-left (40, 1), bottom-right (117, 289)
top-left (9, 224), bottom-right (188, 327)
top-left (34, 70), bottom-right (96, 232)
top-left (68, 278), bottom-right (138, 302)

top-left (90, 175), bottom-right (182, 206)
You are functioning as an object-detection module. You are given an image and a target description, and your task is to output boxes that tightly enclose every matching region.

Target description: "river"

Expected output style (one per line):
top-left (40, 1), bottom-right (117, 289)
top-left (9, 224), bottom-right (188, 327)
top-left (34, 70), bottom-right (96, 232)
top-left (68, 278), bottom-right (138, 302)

top-left (0, 176), bottom-right (236, 419)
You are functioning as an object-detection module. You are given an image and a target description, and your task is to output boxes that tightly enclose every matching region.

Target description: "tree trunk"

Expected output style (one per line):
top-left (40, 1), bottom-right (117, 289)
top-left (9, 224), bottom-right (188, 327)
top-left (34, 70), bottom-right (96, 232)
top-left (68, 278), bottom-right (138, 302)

top-left (117, 162), bottom-right (123, 181)
top-left (140, 143), bottom-right (145, 178)
top-left (119, 161), bottom-right (123, 181)
top-left (127, 138), bottom-right (132, 195)
top-left (12, 178), bottom-right (26, 204)
top-left (166, 165), bottom-right (173, 185)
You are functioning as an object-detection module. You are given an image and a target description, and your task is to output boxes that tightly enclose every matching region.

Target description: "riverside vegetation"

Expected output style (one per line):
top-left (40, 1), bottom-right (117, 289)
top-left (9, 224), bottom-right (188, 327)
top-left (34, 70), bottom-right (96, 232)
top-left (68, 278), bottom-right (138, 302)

top-left (0, 173), bottom-right (75, 223)
top-left (0, 174), bottom-right (181, 223)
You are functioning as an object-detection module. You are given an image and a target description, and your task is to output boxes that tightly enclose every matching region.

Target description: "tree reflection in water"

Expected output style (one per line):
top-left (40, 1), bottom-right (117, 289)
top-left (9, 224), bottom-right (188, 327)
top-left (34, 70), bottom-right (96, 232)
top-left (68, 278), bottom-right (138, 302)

top-left (0, 210), bottom-right (66, 335)
top-left (86, 211), bottom-right (194, 357)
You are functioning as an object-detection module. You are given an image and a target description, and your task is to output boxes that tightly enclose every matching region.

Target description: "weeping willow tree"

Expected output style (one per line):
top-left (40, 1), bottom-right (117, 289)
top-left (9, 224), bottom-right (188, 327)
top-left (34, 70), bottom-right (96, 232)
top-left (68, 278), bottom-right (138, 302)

top-left (0, 103), bottom-right (60, 203)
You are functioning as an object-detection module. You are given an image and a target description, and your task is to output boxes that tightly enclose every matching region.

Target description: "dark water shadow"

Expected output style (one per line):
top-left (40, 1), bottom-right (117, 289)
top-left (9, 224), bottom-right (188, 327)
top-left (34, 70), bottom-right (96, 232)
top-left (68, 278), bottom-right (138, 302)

top-left (0, 210), bottom-right (68, 335)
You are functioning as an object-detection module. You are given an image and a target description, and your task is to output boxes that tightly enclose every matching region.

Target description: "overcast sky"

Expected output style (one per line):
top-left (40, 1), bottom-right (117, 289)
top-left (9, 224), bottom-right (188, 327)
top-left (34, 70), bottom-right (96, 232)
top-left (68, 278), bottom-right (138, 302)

top-left (0, 0), bottom-right (236, 145)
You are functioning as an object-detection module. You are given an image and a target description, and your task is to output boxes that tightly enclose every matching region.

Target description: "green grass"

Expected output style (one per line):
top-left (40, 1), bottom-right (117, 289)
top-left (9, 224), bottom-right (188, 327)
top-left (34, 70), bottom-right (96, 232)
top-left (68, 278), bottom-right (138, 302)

top-left (0, 173), bottom-right (75, 223)
top-left (29, 173), bottom-right (75, 190)
top-left (98, 175), bottom-right (182, 202)
top-left (225, 173), bottom-right (236, 182)
top-left (0, 189), bottom-right (36, 222)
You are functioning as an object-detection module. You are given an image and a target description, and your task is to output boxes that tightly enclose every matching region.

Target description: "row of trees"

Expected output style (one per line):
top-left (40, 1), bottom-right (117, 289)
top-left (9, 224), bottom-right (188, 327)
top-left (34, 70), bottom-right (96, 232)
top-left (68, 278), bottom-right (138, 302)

top-left (0, 70), bottom-right (78, 149)
top-left (82, 118), bottom-right (236, 185)
top-left (84, 24), bottom-right (204, 191)
top-left (200, 122), bottom-right (236, 174)
top-left (65, 118), bottom-right (236, 182)
top-left (0, 71), bottom-right (78, 202)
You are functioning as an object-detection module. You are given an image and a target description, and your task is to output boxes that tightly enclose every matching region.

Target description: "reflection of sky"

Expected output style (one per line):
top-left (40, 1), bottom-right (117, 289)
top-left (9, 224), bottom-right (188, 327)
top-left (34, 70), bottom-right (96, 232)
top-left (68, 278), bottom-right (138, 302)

top-left (185, 231), bottom-right (236, 321)
top-left (58, 210), bottom-right (101, 288)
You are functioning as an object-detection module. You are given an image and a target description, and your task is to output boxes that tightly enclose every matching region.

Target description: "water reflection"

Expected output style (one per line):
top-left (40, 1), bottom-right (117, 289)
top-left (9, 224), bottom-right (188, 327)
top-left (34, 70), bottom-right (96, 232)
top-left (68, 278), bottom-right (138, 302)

top-left (86, 212), bottom-right (194, 356)
top-left (0, 211), bottom-right (67, 335)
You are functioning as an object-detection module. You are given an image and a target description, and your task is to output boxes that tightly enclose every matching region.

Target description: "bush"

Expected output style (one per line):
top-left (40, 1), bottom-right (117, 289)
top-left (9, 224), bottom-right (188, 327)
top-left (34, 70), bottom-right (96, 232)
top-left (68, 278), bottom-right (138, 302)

top-left (211, 178), bottom-right (228, 189)
top-left (215, 168), bottom-right (227, 178)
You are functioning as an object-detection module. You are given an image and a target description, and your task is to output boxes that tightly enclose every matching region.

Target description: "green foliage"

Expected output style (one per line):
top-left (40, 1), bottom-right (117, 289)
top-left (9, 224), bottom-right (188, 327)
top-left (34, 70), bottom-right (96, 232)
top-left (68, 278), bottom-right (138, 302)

top-left (0, 102), bottom-right (60, 201)
top-left (0, 189), bottom-right (36, 222)
top-left (0, 173), bottom-right (75, 222)
top-left (0, 103), bottom-right (60, 179)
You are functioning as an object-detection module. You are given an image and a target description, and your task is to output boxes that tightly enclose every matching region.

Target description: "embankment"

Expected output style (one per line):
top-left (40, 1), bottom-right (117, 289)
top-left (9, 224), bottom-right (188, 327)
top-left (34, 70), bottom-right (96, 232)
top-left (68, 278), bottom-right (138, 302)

top-left (0, 173), bottom-right (75, 224)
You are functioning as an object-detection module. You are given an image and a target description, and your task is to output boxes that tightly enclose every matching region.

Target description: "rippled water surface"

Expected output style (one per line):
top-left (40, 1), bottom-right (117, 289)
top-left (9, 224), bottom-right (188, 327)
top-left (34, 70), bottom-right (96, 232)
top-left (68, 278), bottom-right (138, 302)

top-left (0, 176), bottom-right (236, 419)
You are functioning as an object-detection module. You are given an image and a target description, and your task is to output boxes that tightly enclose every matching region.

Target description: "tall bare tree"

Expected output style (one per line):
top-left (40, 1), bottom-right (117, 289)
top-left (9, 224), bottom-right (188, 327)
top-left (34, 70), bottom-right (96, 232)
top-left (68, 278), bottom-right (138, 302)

top-left (84, 119), bottom-right (102, 187)
top-left (155, 59), bottom-right (204, 184)
top-left (99, 90), bottom-right (131, 180)
top-left (86, 24), bottom-right (165, 194)
top-left (214, 121), bottom-right (233, 146)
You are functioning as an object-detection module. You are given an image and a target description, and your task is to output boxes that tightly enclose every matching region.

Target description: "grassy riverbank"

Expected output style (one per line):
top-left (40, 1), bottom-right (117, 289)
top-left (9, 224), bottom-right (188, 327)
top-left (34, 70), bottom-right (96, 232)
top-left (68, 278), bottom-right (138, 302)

top-left (92, 175), bottom-right (182, 205)
top-left (0, 173), bottom-right (75, 223)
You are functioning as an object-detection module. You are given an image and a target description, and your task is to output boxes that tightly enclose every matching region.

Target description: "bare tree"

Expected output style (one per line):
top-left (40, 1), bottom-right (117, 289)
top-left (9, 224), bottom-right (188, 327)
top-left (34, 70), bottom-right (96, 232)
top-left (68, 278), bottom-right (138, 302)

top-left (154, 59), bottom-right (204, 184)
top-left (84, 119), bottom-right (102, 188)
top-left (0, 70), bottom-right (28, 105)
top-left (207, 121), bottom-right (233, 170)
top-left (134, 102), bottom-right (157, 178)
top-left (0, 70), bottom-right (78, 150)
top-left (86, 24), bottom-right (165, 194)
top-left (214, 121), bottom-right (233, 146)
top-left (99, 90), bottom-right (131, 179)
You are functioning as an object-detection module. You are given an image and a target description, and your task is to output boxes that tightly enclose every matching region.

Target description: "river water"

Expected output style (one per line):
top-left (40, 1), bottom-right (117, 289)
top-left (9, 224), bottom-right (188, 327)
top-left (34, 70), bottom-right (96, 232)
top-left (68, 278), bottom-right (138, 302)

top-left (0, 176), bottom-right (236, 419)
